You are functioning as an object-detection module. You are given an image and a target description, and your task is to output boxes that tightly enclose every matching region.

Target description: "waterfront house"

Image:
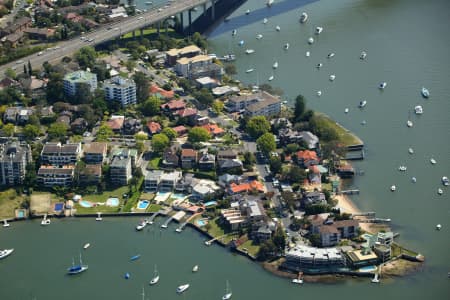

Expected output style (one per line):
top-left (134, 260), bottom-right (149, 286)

top-left (373, 244), bottom-right (391, 262)
top-left (284, 245), bottom-right (345, 271)
top-left (159, 171), bottom-right (182, 192)
top-left (198, 152), bottom-right (216, 171)
top-left (174, 55), bottom-right (213, 78)
top-left (309, 215), bottom-right (360, 247)
top-left (195, 76), bottom-right (219, 89)
top-left (301, 191), bottom-right (326, 207)
top-left (166, 45), bottom-right (202, 66)
top-left (109, 156), bottom-right (131, 186)
top-left (308, 165), bottom-right (322, 184)
top-left (144, 170), bottom-right (164, 192)
top-left (37, 165), bottom-right (75, 187)
top-left (299, 131), bottom-right (319, 150)
top-left (41, 142), bottom-right (81, 166)
top-left (296, 150), bottom-right (319, 168)
top-left (83, 142), bottom-right (107, 164)
top-left (336, 163), bottom-right (355, 178)
top-left (191, 179), bottom-right (221, 200)
top-left (251, 220), bottom-right (276, 242)
top-left (377, 231), bottom-right (394, 246)
top-left (345, 248), bottom-right (379, 268)
top-left (241, 200), bottom-right (266, 223)
top-left (246, 92), bottom-right (282, 117)
top-left (221, 208), bottom-right (246, 231)
top-left (79, 164), bottom-right (102, 185)
top-left (180, 149), bottom-right (198, 169)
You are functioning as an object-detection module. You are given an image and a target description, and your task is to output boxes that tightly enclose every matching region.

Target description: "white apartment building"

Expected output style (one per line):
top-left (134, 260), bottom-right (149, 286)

top-left (40, 143), bottom-right (81, 166)
top-left (63, 70), bottom-right (98, 97)
top-left (103, 76), bottom-right (137, 107)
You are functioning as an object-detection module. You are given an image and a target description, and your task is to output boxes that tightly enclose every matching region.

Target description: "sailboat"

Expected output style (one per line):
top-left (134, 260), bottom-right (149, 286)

top-left (371, 265), bottom-right (381, 283)
top-left (3, 219), bottom-right (10, 228)
top-left (149, 265), bottom-right (159, 285)
top-left (67, 253), bottom-right (88, 275)
top-left (222, 280), bottom-right (232, 300)
top-left (272, 61), bottom-right (278, 69)
top-left (41, 214), bottom-right (50, 226)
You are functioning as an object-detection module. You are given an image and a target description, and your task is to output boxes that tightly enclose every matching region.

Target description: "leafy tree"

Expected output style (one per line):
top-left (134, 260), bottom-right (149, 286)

top-left (211, 100), bottom-right (224, 114)
top-left (96, 123), bottom-right (113, 142)
top-left (161, 127), bottom-right (177, 140)
top-left (27, 60), bottom-right (32, 76)
top-left (46, 72), bottom-right (64, 103)
top-left (140, 96), bottom-right (161, 116)
top-left (73, 82), bottom-right (92, 104)
top-left (246, 116), bottom-right (270, 139)
top-left (294, 94), bottom-right (306, 122)
top-left (224, 64), bottom-right (237, 76)
top-left (285, 143), bottom-right (300, 154)
top-left (243, 151), bottom-right (256, 166)
top-left (23, 163), bottom-right (37, 188)
top-left (23, 124), bottom-right (41, 141)
top-left (2, 123), bottom-right (15, 137)
top-left (193, 88), bottom-right (214, 107)
top-left (191, 32), bottom-right (208, 49)
top-left (256, 132), bottom-right (276, 155)
top-left (135, 132), bottom-right (148, 141)
top-left (282, 164), bottom-right (306, 183)
top-left (151, 133), bottom-right (169, 153)
top-left (257, 240), bottom-right (277, 261)
top-left (48, 122), bottom-right (68, 141)
top-left (272, 227), bottom-right (286, 252)
top-left (133, 72), bottom-right (149, 103)
top-left (188, 127), bottom-right (211, 143)
top-left (309, 233), bottom-right (321, 247)
top-left (135, 140), bottom-right (145, 154)
top-left (75, 46), bottom-right (98, 69)
top-left (269, 156), bottom-right (282, 174)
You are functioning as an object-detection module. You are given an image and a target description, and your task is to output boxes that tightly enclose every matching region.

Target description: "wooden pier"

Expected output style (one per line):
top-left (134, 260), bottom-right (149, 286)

top-left (338, 189), bottom-right (360, 195)
top-left (205, 234), bottom-right (227, 246)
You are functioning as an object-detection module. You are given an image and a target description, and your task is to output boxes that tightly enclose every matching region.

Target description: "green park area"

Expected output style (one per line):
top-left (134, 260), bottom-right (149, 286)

top-left (315, 113), bottom-right (363, 147)
top-left (0, 189), bottom-right (26, 219)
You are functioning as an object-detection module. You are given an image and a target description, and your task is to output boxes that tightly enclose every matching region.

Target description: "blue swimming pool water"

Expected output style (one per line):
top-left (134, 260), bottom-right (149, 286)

top-left (79, 200), bottom-right (93, 208)
top-left (137, 200), bottom-right (150, 210)
top-left (54, 203), bottom-right (64, 211)
top-left (171, 193), bottom-right (186, 199)
top-left (17, 210), bottom-right (24, 218)
top-left (106, 197), bottom-right (119, 207)
top-left (204, 201), bottom-right (218, 207)
top-left (197, 219), bottom-right (207, 226)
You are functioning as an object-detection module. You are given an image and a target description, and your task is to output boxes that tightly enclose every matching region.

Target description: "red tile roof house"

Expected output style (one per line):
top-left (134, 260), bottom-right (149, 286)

top-left (160, 99), bottom-right (186, 115)
top-left (296, 150), bottom-right (319, 168)
top-left (201, 124), bottom-right (225, 137)
top-left (172, 125), bottom-right (188, 136)
top-left (174, 107), bottom-right (198, 119)
top-left (146, 121), bottom-right (161, 135)
top-left (106, 116), bottom-right (124, 133)
top-left (150, 84), bottom-right (175, 99)
top-left (180, 149), bottom-right (198, 169)
top-left (228, 180), bottom-right (265, 194)
top-left (308, 165), bottom-right (322, 185)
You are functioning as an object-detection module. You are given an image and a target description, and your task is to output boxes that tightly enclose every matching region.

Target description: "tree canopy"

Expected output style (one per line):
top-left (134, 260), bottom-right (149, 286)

top-left (294, 94), bottom-right (306, 122)
top-left (256, 132), bottom-right (276, 155)
top-left (161, 127), bottom-right (177, 140)
top-left (246, 116), bottom-right (271, 139)
top-left (188, 127), bottom-right (211, 143)
top-left (96, 123), bottom-right (113, 142)
top-left (48, 122), bottom-right (68, 141)
top-left (133, 72), bottom-right (149, 103)
top-left (75, 46), bottom-right (98, 69)
top-left (151, 133), bottom-right (170, 153)
top-left (140, 95), bottom-right (161, 116)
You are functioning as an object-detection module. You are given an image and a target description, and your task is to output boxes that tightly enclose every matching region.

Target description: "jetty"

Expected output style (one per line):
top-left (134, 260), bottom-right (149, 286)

top-left (147, 212), bottom-right (160, 225)
top-left (205, 234), bottom-right (227, 246)
top-left (175, 213), bottom-right (202, 232)
top-left (351, 212), bottom-right (376, 217)
top-left (359, 218), bottom-right (391, 224)
top-left (339, 189), bottom-right (360, 195)
top-left (161, 217), bottom-right (173, 228)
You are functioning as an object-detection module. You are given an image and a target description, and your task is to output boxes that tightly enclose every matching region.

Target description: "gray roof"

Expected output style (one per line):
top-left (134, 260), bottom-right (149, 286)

top-left (219, 159), bottom-right (242, 169)
top-left (145, 170), bottom-right (164, 181)
top-left (110, 156), bottom-right (130, 168)
top-left (246, 91), bottom-right (281, 113)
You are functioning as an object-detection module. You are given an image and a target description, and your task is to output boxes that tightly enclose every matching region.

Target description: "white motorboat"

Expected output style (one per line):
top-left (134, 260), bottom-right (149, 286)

top-left (222, 54), bottom-right (236, 61)
top-left (408, 148), bottom-right (414, 154)
top-left (222, 280), bottom-right (232, 300)
top-left (177, 284), bottom-right (189, 293)
top-left (267, 0), bottom-right (274, 7)
top-left (327, 52), bottom-right (335, 58)
top-left (411, 177), bottom-right (417, 183)
top-left (268, 75), bottom-right (274, 81)
top-left (414, 105), bottom-right (423, 114)
top-left (245, 68), bottom-right (254, 73)
top-left (256, 34), bottom-right (263, 40)
top-left (306, 51), bottom-right (310, 57)
top-left (371, 268), bottom-right (380, 283)
top-left (3, 219), bottom-right (10, 228)
top-left (238, 40), bottom-right (244, 46)
top-left (317, 90), bottom-right (322, 97)
top-left (149, 265), bottom-right (159, 285)
top-left (299, 12), bottom-right (308, 23)
top-left (275, 25), bottom-right (281, 31)
top-left (442, 176), bottom-right (449, 186)
top-left (436, 224), bottom-right (442, 230)
top-left (315, 26), bottom-right (323, 34)
top-left (41, 214), bottom-right (50, 226)
top-left (390, 185), bottom-right (396, 192)
top-left (96, 212), bottom-right (102, 221)
top-left (263, 18), bottom-right (268, 24)
top-left (292, 278), bottom-right (303, 284)
top-left (361, 120), bottom-right (367, 125)
top-left (0, 248), bottom-right (14, 259)
top-left (308, 37), bottom-right (314, 44)
top-left (360, 51), bottom-right (367, 60)
top-left (379, 82), bottom-right (387, 89)
top-left (232, 29), bottom-right (237, 36)
top-left (437, 188), bottom-right (443, 195)
top-left (329, 74), bottom-right (336, 81)
top-left (83, 243), bottom-right (90, 249)
top-left (358, 100), bottom-right (367, 108)
top-left (136, 220), bottom-right (147, 231)
top-left (406, 120), bottom-right (413, 127)
top-left (161, 224), bottom-right (168, 228)
top-left (284, 43), bottom-right (289, 50)
top-left (245, 9), bottom-right (250, 15)
top-left (344, 108), bottom-right (349, 114)
top-left (398, 166), bottom-right (407, 172)
top-left (317, 63), bottom-right (323, 69)
top-left (421, 87), bottom-right (430, 98)
top-left (272, 61), bottom-right (278, 69)
top-left (245, 49), bottom-right (255, 54)
top-left (430, 158), bottom-right (437, 164)
top-left (192, 265), bottom-right (199, 272)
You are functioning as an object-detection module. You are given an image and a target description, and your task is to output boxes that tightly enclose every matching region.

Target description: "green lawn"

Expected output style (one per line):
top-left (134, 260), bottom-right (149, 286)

top-left (315, 113), bottom-right (363, 146)
top-left (147, 204), bottom-right (162, 213)
top-left (74, 185), bottom-right (130, 214)
top-left (238, 239), bottom-right (260, 257)
top-left (206, 217), bottom-right (225, 237)
top-left (148, 157), bottom-right (161, 170)
top-left (0, 189), bottom-right (25, 219)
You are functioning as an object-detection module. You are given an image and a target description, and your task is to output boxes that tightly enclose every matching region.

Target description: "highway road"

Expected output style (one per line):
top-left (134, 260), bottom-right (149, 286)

top-left (0, 0), bottom-right (211, 77)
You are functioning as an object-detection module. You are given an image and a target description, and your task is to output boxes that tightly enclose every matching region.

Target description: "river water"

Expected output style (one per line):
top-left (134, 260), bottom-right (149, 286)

top-left (1, 0), bottom-right (450, 299)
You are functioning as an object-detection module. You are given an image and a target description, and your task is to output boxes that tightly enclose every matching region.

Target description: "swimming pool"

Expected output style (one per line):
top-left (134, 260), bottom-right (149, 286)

top-left (204, 201), bottom-right (218, 207)
top-left (171, 193), bottom-right (186, 199)
top-left (359, 265), bottom-right (377, 273)
top-left (79, 200), bottom-right (93, 208)
top-left (137, 200), bottom-right (150, 210)
top-left (17, 210), bottom-right (25, 218)
top-left (54, 203), bottom-right (64, 211)
top-left (106, 197), bottom-right (119, 207)
top-left (197, 219), bottom-right (207, 226)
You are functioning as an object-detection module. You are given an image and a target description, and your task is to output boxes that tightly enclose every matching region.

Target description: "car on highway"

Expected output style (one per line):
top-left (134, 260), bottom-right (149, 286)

top-left (114, 27), bottom-right (119, 31)
top-left (138, 16), bottom-right (143, 20)
top-left (16, 60), bottom-right (23, 64)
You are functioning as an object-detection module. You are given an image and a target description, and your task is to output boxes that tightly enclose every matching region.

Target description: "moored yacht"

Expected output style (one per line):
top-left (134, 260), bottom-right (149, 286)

top-left (430, 158), bottom-right (437, 165)
top-left (284, 43), bottom-right (289, 50)
top-left (327, 52), bottom-right (335, 58)
top-left (421, 87), bottom-right (430, 98)
top-left (390, 185), bottom-right (396, 192)
top-left (67, 254), bottom-right (88, 275)
top-left (256, 34), bottom-right (263, 40)
top-left (379, 82), bottom-right (387, 89)
top-left (177, 284), bottom-right (190, 293)
top-left (316, 63), bottom-right (323, 69)
top-left (245, 68), bottom-right (254, 73)
top-left (222, 280), bottom-right (232, 300)
top-left (263, 18), bottom-right (268, 24)
top-left (316, 90), bottom-right (322, 96)
top-left (414, 105), bottom-right (423, 114)
top-left (308, 37), bottom-right (314, 44)
top-left (268, 75), bottom-right (274, 81)
top-left (245, 9), bottom-right (250, 15)
top-left (315, 26), bottom-right (323, 34)
top-left (437, 188), bottom-right (443, 195)
top-left (0, 248), bottom-right (14, 260)
top-left (406, 120), bottom-right (413, 128)
top-left (300, 12), bottom-right (308, 23)
top-left (267, 0), bottom-right (274, 7)
top-left (272, 61), bottom-right (278, 69)
top-left (329, 74), bottom-right (336, 81)
top-left (41, 214), bottom-right (50, 226)
top-left (232, 29), bottom-right (237, 36)
top-left (408, 148), bottom-right (414, 154)
top-left (136, 219), bottom-right (147, 231)
top-left (358, 100), bottom-right (367, 108)
top-left (306, 51), bottom-right (310, 57)
top-left (442, 176), bottom-right (449, 186)
top-left (360, 51), bottom-right (367, 60)
top-left (245, 49), bottom-right (255, 54)
top-left (275, 25), bottom-right (281, 31)
top-left (149, 265), bottom-right (159, 285)
top-left (192, 265), bottom-right (199, 272)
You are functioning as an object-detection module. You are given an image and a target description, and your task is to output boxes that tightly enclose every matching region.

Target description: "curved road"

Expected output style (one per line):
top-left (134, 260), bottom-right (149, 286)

top-left (0, 0), bottom-right (210, 77)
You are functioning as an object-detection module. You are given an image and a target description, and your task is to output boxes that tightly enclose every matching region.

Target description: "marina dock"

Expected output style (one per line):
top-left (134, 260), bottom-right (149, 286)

top-left (338, 189), bottom-right (360, 195)
top-left (205, 234), bottom-right (227, 246)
